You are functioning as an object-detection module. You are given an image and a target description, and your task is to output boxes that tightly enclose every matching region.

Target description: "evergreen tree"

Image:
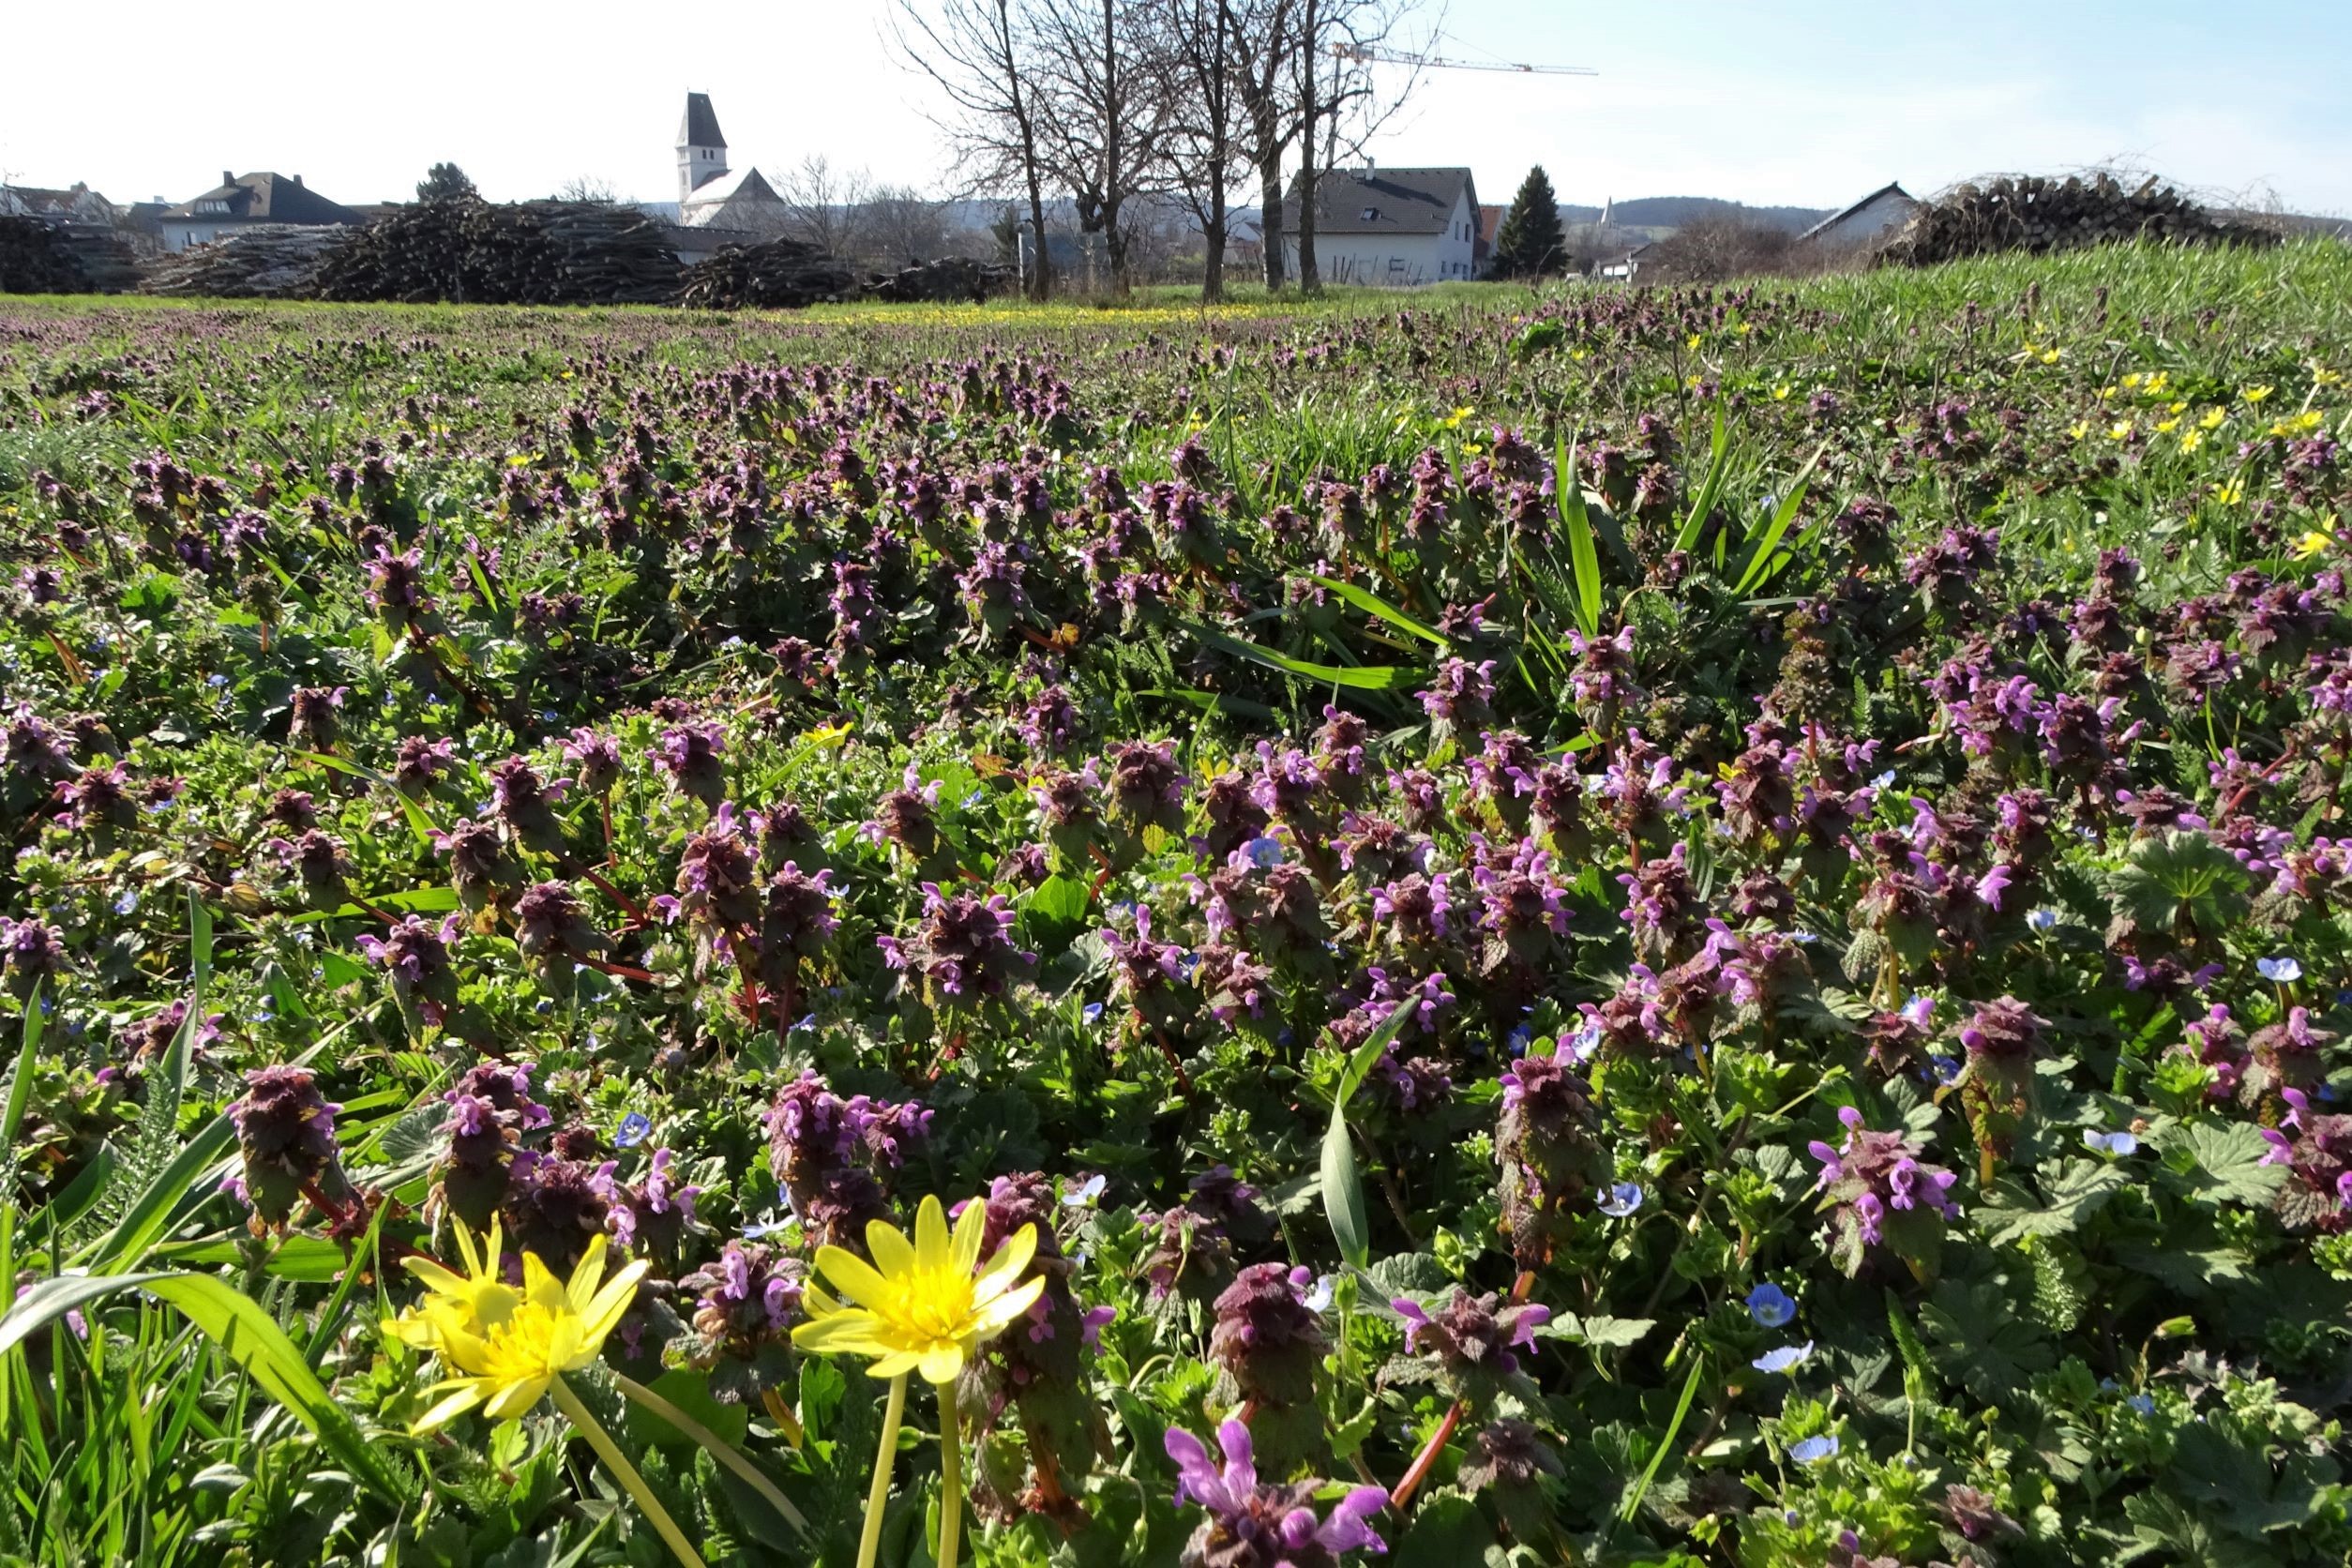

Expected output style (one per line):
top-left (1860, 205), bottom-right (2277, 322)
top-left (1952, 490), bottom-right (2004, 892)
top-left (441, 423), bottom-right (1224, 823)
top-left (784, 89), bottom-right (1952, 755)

top-left (1489, 165), bottom-right (1567, 279)
top-left (415, 163), bottom-right (478, 206)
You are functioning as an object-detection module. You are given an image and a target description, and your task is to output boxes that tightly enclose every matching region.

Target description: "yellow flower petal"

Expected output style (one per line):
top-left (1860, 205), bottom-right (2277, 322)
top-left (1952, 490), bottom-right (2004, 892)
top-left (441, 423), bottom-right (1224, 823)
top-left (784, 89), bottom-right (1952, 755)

top-left (972, 1276), bottom-right (1048, 1337)
top-left (867, 1348), bottom-right (927, 1379)
top-left (411, 1383), bottom-right (488, 1434)
top-left (914, 1195), bottom-right (951, 1273)
top-left (866, 1218), bottom-right (918, 1281)
top-left (812, 1245), bottom-right (893, 1309)
top-left (951, 1195), bottom-right (988, 1275)
top-left (567, 1233), bottom-right (609, 1315)
top-left (917, 1344), bottom-right (966, 1384)
top-left (483, 1374), bottom-right (551, 1421)
top-left (971, 1226), bottom-right (1036, 1304)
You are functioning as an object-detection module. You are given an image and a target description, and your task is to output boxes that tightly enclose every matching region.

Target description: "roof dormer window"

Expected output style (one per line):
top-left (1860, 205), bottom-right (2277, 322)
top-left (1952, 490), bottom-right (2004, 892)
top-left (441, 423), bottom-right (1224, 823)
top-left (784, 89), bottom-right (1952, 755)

top-left (1359, 206), bottom-right (1378, 221)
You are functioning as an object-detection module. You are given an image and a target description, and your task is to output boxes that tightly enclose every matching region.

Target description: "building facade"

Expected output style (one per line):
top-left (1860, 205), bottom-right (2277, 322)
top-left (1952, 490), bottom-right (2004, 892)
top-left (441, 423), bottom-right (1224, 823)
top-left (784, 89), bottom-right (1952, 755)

top-left (156, 172), bottom-right (364, 251)
top-left (1275, 166), bottom-right (1480, 286)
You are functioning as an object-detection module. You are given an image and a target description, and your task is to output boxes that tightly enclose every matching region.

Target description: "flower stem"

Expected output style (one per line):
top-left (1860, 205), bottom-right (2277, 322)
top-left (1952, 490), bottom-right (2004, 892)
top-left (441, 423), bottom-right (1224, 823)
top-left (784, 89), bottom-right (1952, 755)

top-left (550, 1375), bottom-right (707, 1568)
top-left (858, 1373), bottom-right (909, 1568)
top-left (939, 1379), bottom-right (964, 1568)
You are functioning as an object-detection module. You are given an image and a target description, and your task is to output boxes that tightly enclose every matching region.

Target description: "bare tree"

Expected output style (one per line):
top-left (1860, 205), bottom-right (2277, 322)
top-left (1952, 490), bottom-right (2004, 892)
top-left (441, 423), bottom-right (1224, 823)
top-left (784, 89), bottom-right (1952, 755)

top-left (892, 0), bottom-right (1057, 298)
top-left (1027, 0), bottom-right (1170, 295)
top-left (862, 186), bottom-right (952, 266)
top-left (776, 154), bottom-right (873, 259)
top-left (1159, 0), bottom-right (1252, 299)
top-left (1226, 0), bottom-right (1301, 290)
top-left (1289, 0), bottom-right (1428, 294)
top-left (554, 174), bottom-right (619, 204)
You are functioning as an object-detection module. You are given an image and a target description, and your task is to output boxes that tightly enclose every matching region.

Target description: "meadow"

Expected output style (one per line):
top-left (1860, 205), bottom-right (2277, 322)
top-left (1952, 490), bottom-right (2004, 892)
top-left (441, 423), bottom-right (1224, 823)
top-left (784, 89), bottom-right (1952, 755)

top-left (1, 237), bottom-right (2349, 1568)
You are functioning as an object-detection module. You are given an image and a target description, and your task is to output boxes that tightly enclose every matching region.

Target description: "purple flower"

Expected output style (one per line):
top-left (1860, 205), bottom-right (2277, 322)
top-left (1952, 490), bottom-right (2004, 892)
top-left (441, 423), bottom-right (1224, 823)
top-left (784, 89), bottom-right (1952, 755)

top-left (1164, 1420), bottom-right (1390, 1564)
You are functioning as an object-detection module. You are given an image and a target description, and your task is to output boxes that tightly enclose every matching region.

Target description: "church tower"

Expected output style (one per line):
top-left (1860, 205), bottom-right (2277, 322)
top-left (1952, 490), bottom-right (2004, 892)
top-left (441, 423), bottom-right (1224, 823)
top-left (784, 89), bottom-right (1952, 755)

top-left (677, 93), bottom-right (729, 206)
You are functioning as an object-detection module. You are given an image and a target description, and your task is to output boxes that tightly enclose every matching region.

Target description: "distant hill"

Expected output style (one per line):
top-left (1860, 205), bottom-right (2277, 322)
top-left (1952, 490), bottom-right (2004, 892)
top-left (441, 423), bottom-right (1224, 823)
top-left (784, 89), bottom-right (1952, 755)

top-left (1559, 196), bottom-right (1832, 234)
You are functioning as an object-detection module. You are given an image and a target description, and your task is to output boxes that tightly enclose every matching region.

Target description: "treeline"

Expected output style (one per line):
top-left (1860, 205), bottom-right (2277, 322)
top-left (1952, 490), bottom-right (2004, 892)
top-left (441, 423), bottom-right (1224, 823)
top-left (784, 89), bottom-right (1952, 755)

top-left (893, 0), bottom-right (1425, 301)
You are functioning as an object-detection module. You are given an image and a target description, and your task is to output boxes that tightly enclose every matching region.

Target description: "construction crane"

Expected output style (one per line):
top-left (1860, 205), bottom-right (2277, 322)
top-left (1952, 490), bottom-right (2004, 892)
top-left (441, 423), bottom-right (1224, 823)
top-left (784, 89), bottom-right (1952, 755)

top-left (1333, 41), bottom-right (1596, 76)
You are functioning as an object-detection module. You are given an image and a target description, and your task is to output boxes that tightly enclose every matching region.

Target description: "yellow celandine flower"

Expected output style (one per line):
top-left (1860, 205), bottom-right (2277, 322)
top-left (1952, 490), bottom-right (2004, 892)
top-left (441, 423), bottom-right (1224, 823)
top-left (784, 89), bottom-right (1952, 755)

top-left (2181, 429), bottom-right (2205, 454)
top-left (2241, 384), bottom-right (2273, 404)
top-left (2108, 420), bottom-right (2133, 441)
top-left (2200, 406), bottom-right (2227, 430)
top-left (2294, 530), bottom-right (2336, 559)
top-left (384, 1218), bottom-right (648, 1432)
top-left (2156, 418), bottom-right (2180, 434)
top-left (794, 1195), bottom-right (1045, 1383)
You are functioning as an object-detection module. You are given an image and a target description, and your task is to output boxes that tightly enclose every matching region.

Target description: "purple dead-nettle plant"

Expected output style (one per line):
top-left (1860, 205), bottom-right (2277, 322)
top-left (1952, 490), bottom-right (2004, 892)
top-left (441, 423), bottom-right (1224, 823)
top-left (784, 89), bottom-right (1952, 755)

top-left (1195, 942), bottom-right (1280, 1028)
top-left (434, 817), bottom-right (520, 914)
top-left (2258, 1089), bottom-right (2352, 1231)
top-left (879, 882), bottom-right (1036, 1004)
top-left (1032, 761), bottom-right (1107, 865)
top-left (356, 914), bottom-right (463, 1027)
top-left (431, 1061), bottom-right (550, 1232)
top-left (1101, 903), bottom-right (1189, 1029)
top-left (755, 861), bottom-right (838, 991)
top-left (1496, 1052), bottom-right (1607, 1271)
top-left (501, 1148), bottom-right (612, 1274)
top-left (659, 802), bottom-right (760, 966)
top-left (1314, 705), bottom-right (1373, 806)
top-left (1164, 1419), bottom-right (1389, 1568)
top-left (1417, 656), bottom-right (1496, 742)
top-left (1618, 840), bottom-right (1705, 966)
top-left (511, 880), bottom-right (609, 990)
top-left (1104, 739), bottom-right (1187, 838)
top-left (1334, 812), bottom-right (1425, 885)
top-left (228, 1065), bottom-right (352, 1231)
top-left (1210, 1262), bottom-right (1329, 1470)
top-left (287, 685), bottom-right (347, 750)
top-left (364, 545), bottom-right (429, 634)
top-left (1022, 685), bottom-right (1082, 755)
top-left (1388, 767), bottom-right (1450, 834)
top-left (1807, 1105), bottom-right (1961, 1275)
top-left (1567, 626), bottom-right (1638, 731)
top-left (1468, 731), bottom-right (1543, 831)
top-left (2247, 1006), bottom-right (2336, 1102)
top-left (485, 755), bottom-right (570, 858)
top-left (766, 1069), bottom-right (927, 1250)
top-left (656, 720), bottom-right (728, 808)
top-left (1370, 870), bottom-right (1456, 949)
top-left (593, 1145), bottom-right (701, 1262)
top-left (393, 735), bottom-right (458, 798)
top-left (563, 727), bottom-right (624, 796)
top-left (674, 1240), bottom-right (806, 1399)
top-left (271, 827), bottom-right (354, 911)
top-left (1599, 730), bottom-right (1689, 846)
top-left (861, 764), bottom-right (943, 858)
top-left (1391, 1287), bottom-right (1554, 1398)
top-left (6, 708), bottom-right (79, 785)
top-left (1473, 837), bottom-right (1572, 972)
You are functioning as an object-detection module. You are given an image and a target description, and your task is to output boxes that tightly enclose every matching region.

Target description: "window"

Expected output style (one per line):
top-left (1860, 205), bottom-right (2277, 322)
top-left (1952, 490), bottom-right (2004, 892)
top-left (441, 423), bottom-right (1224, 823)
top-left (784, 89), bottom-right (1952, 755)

top-left (1360, 205), bottom-right (1378, 221)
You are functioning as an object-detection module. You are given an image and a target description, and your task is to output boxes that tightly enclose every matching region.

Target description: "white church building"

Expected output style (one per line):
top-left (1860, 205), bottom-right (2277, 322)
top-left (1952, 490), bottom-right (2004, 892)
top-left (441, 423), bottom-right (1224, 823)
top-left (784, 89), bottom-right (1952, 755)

top-left (674, 93), bottom-right (792, 236)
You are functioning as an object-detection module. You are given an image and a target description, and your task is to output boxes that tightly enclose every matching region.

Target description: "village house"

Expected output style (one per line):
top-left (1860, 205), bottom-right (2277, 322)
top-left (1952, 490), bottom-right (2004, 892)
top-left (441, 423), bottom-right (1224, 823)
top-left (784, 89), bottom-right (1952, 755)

top-left (1801, 181), bottom-right (1920, 251)
top-left (674, 93), bottom-right (792, 236)
top-left (0, 183), bottom-right (118, 224)
top-left (1275, 164), bottom-right (1480, 286)
top-left (156, 172), bottom-right (366, 251)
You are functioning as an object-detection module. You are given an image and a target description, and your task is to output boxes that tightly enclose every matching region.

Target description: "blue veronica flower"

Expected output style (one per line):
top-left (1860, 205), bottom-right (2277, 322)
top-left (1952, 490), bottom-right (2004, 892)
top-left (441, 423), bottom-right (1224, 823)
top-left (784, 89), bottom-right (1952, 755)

top-left (1244, 837), bottom-right (1285, 868)
top-left (614, 1111), bottom-right (653, 1148)
top-left (1744, 1282), bottom-right (1797, 1328)
top-left (2083, 1128), bottom-right (2138, 1156)
top-left (1873, 770), bottom-right (1896, 790)
top-left (1931, 1054), bottom-right (1964, 1087)
top-left (1303, 1274), bottom-right (1335, 1313)
top-left (1081, 1001), bottom-right (1106, 1025)
top-left (741, 1210), bottom-right (792, 1240)
top-left (1062, 1173), bottom-right (1107, 1207)
top-left (1752, 1341), bottom-right (1813, 1374)
top-left (1506, 1025), bottom-right (1534, 1057)
top-left (792, 1013), bottom-right (817, 1033)
top-left (1598, 1182), bottom-right (1645, 1218)
top-left (1789, 1435), bottom-right (1840, 1463)
top-left (2256, 956), bottom-right (2302, 984)
top-left (2126, 1394), bottom-right (2155, 1416)
top-left (2027, 908), bottom-right (2058, 931)
top-left (113, 890), bottom-right (140, 915)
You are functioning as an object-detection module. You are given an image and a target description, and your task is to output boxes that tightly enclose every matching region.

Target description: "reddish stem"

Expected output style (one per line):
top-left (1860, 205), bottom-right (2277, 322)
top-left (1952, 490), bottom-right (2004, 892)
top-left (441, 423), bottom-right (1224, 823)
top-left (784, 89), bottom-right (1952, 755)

top-left (575, 953), bottom-right (656, 985)
top-left (1390, 1399), bottom-right (1465, 1511)
top-left (578, 865), bottom-right (647, 925)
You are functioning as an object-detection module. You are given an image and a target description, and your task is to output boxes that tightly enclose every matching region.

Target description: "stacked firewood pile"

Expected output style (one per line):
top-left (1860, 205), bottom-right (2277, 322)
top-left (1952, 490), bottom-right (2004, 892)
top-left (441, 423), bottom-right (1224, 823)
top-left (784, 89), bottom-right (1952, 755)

top-left (314, 200), bottom-right (680, 305)
top-left (0, 217), bottom-right (142, 294)
top-left (141, 225), bottom-right (348, 297)
top-left (861, 256), bottom-right (1015, 304)
top-left (1881, 173), bottom-right (2280, 266)
top-left (676, 236), bottom-right (860, 309)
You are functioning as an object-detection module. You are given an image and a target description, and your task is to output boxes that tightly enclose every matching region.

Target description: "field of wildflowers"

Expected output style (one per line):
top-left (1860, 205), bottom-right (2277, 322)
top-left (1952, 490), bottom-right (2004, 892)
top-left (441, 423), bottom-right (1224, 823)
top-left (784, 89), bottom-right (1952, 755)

top-left (2, 237), bottom-right (2350, 1567)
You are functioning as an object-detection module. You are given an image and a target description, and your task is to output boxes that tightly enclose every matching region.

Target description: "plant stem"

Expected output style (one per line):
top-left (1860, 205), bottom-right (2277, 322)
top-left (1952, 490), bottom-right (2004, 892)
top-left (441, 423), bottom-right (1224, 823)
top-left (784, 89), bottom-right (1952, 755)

top-left (858, 1373), bottom-right (909, 1568)
top-left (550, 1375), bottom-right (707, 1568)
top-left (939, 1379), bottom-right (964, 1568)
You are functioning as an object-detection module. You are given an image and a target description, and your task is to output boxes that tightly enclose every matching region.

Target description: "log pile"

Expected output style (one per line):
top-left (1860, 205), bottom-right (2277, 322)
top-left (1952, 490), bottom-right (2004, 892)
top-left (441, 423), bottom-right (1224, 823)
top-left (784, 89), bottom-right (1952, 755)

top-left (140, 225), bottom-right (347, 297)
top-left (861, 256), bottom-right (1015, 304)
top-left (1880, 173), bottom-right (2280, 266)
top-left (314, 199), bottom-right (681, 305)
top-left (676, 236), bottom-right (860, 309)
top-left (0, 217), bottom-right (142, 294)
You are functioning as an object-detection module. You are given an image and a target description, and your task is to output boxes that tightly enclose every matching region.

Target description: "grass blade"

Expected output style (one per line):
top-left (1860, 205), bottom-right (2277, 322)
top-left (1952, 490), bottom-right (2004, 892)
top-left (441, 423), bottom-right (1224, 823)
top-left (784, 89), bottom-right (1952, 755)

top-left (1177, 617), bottom-right (1411, 691)
top-left (1731, 440), bottom-right (1830, 594)
top-left (1307, 575), bottom-right (1450, 649)
top-left (1320, 1000), bottom-right (1417, 1272)
top-left (1673, 406), bottom-right (1730, 556)
top-left (1554, 433), bottom-right (1603, 637)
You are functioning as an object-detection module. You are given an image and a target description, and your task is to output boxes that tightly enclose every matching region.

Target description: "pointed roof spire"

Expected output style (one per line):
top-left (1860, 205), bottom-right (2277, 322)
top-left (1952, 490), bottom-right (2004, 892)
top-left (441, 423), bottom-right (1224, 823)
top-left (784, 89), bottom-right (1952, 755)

top-left (679, 92), bottom-right (726, 150)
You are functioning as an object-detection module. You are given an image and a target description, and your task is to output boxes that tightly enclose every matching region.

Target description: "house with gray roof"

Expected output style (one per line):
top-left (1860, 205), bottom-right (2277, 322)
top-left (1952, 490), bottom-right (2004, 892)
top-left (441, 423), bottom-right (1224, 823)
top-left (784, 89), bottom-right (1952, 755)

top-left (157, 172), bottom-right (366, 251)
top-left (1275, 164), bottom-right (1480, 286)
top-left (1801, 182), bottom-right (1919, 251)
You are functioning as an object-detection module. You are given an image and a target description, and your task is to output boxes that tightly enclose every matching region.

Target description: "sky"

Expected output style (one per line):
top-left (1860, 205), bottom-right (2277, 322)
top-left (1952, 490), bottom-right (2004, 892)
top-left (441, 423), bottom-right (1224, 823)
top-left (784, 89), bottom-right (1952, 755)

top-left (4, 0), bottom-right (2348, 217)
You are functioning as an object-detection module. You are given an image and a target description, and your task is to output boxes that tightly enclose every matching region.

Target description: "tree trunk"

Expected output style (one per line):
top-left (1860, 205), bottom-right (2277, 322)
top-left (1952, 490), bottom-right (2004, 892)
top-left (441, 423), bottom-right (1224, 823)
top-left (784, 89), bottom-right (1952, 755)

top-left (1296, 0), bottom-right (1320, 295)
top-left (1026, 173), bottom-right (1052, 301)
top-left (1258, 151), bottom-right (1286, 291)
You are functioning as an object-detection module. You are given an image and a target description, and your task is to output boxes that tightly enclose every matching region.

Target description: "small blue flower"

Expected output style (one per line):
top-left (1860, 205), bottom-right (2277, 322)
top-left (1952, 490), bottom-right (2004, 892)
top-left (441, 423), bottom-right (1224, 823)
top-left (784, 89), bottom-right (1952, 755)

top-left (1931, 1054), bottom-right (1964, 1087)
top-left (113, 890), bottom-right (140, 916)
top-left (1752, 1341), bottom-right (1814, 1374)
top-left (742, 1209), bottom-right (792, 1240)
top-left (614, 1111), bottom-right (653, 1148)
top-left (207, 673), bottom-right (230, 688)
top-left (1788, 928), bottom-right (1818, 944)
top-left (1062, 1173), bottom-right (1107, 1208)
top-left (2083, 1128), bottom-right (2138, 1157)
top-left (792, 1013), bottom-right (817, 1034)
top-left (2256, 956), bottom-right (2302, 984)
top-left (2027, 908), bottom-right (2058, 932)
top-left (1244, 836), bottom-right (1285, 868)
top-left (2126, 1394), bottom-right (2155, 1416)
top-left (1745, 1282), bottom-right (1797, 1328)
top-left (1081, 1001), bottom-right (1106, 1026)
top-left (961, 790), bottom-right (985, 810)
top-left (1598, 1182), bottom-right (1645, 1218)
top-left (1873, 770), bottom-right (1896, 790)
top-left (1303, 1274), bottom-right (1335, 1313)
top-left (1789, 1435), bottom-right (1839, 1463)
top-left (1506, 1024), bottom-right (1534, 1058)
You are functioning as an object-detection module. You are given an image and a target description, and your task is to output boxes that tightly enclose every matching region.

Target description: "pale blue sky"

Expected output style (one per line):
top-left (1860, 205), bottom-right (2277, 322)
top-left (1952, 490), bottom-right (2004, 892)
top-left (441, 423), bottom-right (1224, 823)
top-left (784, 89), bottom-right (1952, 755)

top-left (4, 0), bottom-right (2345, 215)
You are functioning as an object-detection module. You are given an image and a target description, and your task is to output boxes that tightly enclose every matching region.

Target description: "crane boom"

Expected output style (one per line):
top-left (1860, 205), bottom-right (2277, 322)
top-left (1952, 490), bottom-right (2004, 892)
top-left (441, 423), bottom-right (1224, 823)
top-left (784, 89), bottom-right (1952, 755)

top-left (1334, 42), bottom-right (1596, 76)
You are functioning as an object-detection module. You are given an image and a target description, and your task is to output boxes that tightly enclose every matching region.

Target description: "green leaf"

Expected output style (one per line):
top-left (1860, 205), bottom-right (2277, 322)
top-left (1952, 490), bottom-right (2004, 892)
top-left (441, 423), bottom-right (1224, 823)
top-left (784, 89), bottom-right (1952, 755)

top-left (1308, 575), bottom-right (1449, 649)
top-left (1536, 1313), bottom-right (1657, 1349)
top-left (1673, 405), bottom-right (1730, 556)
top-left (1977, 1161), bottom-right (2127, 1246)
top-left (2165, 1121), bottom-right (2289, 1208)
top-left (1730, 440), bottom-right (1829, 593)
top-left (297, 750), bottom-right (440, 844)
top-left (1176, 617), bottom-right (1410, 691)
top-left (1320, 996), bottom-right (1416, 1273)
top-left (0, 988), bottom-right (42, 1193)
top-left (1920, 1279), bottom-right (2054, 1399)
top-left (1029, 874), bottom-right (1092, 927)
top-left (1393, 1494), bottom-right (1494, 1568)
top-left (1621, 1356), bottom-right (1704, 1523)
top-left (0, 1271), bottom-right (413, 1503)
top-left (1554, 434), bottom-right (1603, 638)
top-left (84, 1111), bottom-right (234, 1272)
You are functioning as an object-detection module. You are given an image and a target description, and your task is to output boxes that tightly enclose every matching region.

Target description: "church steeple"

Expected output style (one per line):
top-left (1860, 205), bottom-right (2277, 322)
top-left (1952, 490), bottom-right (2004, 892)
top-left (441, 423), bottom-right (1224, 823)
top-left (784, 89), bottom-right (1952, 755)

top-left (677, 93), bottom-right (729, 205)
